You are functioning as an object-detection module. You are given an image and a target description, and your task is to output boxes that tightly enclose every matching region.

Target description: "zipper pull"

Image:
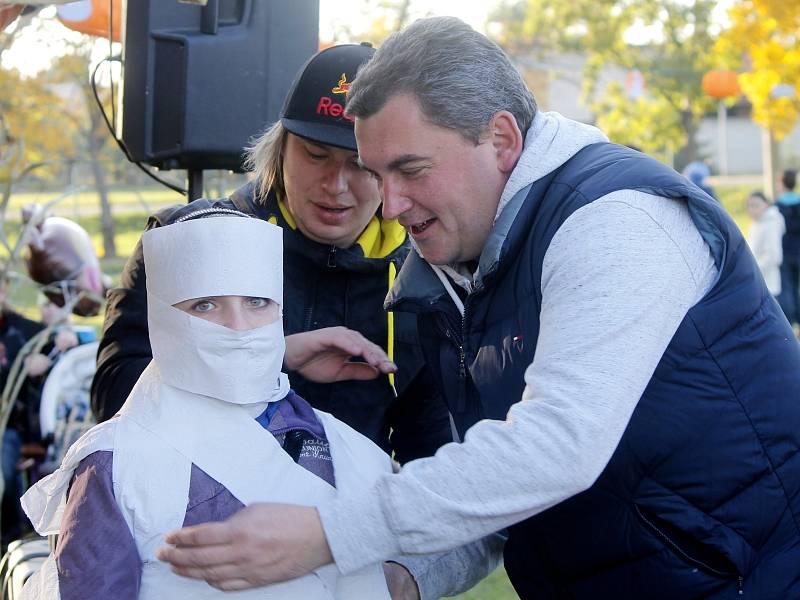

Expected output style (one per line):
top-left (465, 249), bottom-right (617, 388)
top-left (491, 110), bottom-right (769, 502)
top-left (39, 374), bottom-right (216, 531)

top-left (457, 345), bottom-right (467, 411)
top-left (327, 245), bottom-right (337, 268)
top-left (738, 575), bottom-right (743, 595)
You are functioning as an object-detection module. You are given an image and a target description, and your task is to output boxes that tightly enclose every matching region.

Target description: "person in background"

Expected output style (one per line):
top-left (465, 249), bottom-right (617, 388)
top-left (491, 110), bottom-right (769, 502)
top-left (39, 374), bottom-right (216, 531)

top-left (25, 296), bottom-right (95, 380)
top-left (0, 282), bottom-right (45, 544)
top-left (682, 160), bottom-right (718, 200)
top-left (746, 191), bottom-right (785, 298)
top-left (777, 169), bottom-right (800, 330)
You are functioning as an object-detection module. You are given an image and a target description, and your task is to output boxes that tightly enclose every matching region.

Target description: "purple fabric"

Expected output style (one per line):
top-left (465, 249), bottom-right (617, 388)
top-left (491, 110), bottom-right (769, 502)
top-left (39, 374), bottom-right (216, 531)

top-left (182, 465), bottom-right (245, 527)
top-left (270, 391), bottom-right (326, 439)
top-left (57, 451), bottom-right (140, 600)
top-left (268, 391), bottom-right (335, 487)
top-left (54, 391), bottom-right (335, 597)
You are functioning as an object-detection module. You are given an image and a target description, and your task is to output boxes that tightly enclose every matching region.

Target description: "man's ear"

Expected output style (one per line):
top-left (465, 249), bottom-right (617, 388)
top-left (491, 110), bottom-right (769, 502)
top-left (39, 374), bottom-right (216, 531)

top-left (487, 111), bottom-right (523, 174)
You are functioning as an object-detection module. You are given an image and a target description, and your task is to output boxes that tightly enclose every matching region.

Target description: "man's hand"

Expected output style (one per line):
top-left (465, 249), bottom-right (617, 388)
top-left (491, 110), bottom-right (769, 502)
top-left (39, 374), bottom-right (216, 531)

top-left (284, 327), bottom-right (397, 383)
top-left (383, 561), bottom-right (421, 600)
top-left (156, 503), bottom-right (332, 591)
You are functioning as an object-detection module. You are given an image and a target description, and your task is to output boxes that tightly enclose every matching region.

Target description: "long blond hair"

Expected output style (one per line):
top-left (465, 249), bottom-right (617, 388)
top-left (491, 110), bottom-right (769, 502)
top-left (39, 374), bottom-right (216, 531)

top-left (243, 121), bottom-right (287, 204)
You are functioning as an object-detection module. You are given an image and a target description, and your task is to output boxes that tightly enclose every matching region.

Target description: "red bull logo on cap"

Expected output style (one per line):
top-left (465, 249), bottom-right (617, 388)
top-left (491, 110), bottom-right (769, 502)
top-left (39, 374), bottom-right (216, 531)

top-left (316, 73), bottom-right (354, 122)
top-left (332, 73), bottom-right (351, 95)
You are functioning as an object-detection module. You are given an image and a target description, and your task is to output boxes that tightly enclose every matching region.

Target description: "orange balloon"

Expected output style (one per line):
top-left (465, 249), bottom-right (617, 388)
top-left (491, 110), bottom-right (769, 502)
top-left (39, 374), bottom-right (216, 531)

top-left (702, 70), bottom-right (740, 99)
top-left (58, 0), bottom-right (122, 42)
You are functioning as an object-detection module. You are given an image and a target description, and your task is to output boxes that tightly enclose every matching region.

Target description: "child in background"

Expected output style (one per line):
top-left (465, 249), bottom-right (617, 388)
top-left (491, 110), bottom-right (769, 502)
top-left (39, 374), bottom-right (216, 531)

top-left (24, 296), bottom-right (95, 380)
top-left (746, 191), bottom-right (785, 298)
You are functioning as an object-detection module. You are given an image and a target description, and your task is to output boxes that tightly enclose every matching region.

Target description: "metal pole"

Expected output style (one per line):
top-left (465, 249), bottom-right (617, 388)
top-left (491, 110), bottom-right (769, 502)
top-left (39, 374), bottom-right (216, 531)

top-left (187, 169), bottom-right (204, 202)
top-left (717, 100), bottom-right (728, 176)
top-left (762, 128), bottom-right (776, 201)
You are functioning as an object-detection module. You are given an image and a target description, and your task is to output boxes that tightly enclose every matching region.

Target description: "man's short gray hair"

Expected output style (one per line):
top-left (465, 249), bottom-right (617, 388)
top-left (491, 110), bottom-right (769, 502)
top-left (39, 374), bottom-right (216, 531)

top-left (243, 121), bottom-right (287, 203)
top-left (346, 16), bottom-right (536, 144)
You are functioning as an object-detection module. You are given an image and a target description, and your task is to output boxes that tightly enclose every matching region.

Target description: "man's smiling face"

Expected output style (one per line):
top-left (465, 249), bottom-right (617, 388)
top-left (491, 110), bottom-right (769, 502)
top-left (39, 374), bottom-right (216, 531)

top-left (355, 94), bottom-right (509, 265)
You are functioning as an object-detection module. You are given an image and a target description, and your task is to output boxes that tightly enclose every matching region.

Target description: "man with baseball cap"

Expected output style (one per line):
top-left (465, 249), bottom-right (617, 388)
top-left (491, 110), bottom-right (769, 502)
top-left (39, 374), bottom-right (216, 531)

top-left (280, 42), bottom-right (373, 147)
top-left (92, 44), bottom-right (460, 598)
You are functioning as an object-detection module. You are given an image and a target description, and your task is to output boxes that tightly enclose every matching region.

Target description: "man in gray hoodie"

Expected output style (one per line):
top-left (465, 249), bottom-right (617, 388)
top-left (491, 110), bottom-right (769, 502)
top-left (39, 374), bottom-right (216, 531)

top-left (158, 17), bottom-right (800, 600)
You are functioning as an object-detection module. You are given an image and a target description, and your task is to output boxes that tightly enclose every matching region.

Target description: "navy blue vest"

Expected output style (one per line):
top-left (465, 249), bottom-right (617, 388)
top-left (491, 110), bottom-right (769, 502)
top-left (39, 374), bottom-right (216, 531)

top-left (390, 144), bottom-right (800, 598)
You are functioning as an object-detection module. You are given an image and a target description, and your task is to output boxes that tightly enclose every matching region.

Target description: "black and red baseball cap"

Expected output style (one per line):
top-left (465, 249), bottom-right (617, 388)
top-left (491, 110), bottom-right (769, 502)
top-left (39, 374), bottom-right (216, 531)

top-left (280, 43), bottom-right (375, 151)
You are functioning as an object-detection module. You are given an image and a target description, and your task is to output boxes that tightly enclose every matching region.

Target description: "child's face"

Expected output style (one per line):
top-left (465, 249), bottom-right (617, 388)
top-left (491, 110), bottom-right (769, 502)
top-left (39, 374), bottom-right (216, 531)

top-left (746, 195), bottom-right (768, 220)
top-left (40, 301), bottom-right (62, 326)
top-left (172, 295), bottom-right (279, 331)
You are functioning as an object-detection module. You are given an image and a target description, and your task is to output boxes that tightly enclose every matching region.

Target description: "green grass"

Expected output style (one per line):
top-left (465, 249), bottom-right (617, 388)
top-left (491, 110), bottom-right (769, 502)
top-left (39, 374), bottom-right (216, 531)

top-left (454, 567), bottom-right (517, 599)
top-left (8, 187), bottom-right (181, 206)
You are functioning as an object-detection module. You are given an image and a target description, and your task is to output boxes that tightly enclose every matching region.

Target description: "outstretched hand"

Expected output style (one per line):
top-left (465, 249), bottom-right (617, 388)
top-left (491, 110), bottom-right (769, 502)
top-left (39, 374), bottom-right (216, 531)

top-left (157, 503), bottom-right (418, 598)
top-left (284, 326), bottom-right (397, 383)
top-left (156, 503), bottom-right (331, 591)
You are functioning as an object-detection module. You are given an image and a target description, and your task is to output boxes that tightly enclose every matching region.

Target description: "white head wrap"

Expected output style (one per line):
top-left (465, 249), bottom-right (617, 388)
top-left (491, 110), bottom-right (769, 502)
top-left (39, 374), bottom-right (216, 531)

top-left (142, 215), bottom-right (289, 405)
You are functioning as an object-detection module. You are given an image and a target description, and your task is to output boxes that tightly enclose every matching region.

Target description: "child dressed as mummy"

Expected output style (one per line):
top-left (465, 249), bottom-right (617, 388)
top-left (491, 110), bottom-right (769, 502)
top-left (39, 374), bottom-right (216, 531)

top-left (20, 211), bottom-right (394, 599)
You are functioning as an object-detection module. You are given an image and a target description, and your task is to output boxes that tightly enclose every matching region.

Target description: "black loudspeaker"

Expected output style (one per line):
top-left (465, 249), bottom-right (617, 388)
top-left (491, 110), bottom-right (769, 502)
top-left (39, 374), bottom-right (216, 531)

top-left (119, 0), bottom-right (319, 172)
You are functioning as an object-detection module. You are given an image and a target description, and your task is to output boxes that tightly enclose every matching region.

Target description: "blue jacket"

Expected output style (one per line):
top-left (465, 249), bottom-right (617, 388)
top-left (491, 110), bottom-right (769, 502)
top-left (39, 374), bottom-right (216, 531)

top-left (389, 144), bottom-right (800, 598)
top-left (778, 191), bottom-right (800, 259)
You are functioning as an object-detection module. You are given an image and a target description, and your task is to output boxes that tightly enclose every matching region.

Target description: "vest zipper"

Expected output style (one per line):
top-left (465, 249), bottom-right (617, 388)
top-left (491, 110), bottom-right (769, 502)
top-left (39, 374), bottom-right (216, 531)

top-left (327, 245), bottom-right (337, 268)
top-left (458, 303), bottom-right (471, 413)
top-left (634, 505), bottom-right (741, 582)
top-left (303, 271), bottom-right (318, 331)
top-left (442, 324), bottom-right (467, 413)
top-left (441, 326), bottom-right (466, 442)
top-left (457, 344), bottom-right (467, 412)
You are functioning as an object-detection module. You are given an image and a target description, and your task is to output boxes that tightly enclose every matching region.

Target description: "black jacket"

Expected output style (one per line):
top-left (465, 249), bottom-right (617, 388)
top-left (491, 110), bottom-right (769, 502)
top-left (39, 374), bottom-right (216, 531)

top-left (91, 183), bottom-right (451, 463)
top-left (0, 309), bottom-right (46, 441)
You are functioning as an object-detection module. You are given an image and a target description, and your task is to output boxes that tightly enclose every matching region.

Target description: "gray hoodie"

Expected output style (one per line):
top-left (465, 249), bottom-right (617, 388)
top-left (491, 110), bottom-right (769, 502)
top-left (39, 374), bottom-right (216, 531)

top-left (320, 111), bottom-right (718, 598)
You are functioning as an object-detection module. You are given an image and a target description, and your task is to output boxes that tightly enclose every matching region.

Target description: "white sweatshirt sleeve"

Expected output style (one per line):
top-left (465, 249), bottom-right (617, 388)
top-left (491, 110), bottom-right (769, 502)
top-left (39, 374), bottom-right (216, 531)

top-left (319, 191), bottom-right (717, 575)
top-left (390, 532), bottom-right (506, 600)
top-left (758, 216), bottom-right (784, 271)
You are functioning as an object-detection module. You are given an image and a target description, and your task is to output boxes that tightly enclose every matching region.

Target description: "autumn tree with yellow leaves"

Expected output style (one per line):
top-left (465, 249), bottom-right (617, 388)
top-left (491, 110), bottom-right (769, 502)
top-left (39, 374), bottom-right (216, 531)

top-left (715, 0), bottom-right (800, 194)
top-left (488, 0), bottom-right (720, 166)
top-left (716, 0), bottom-right (800, 139)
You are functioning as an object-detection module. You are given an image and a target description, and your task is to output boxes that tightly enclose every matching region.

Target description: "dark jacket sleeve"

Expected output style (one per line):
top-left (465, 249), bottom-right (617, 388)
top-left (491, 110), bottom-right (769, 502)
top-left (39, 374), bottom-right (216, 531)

top-left (387, 363), bottom-right (453, 464)
top-left (90, 233), bottom-right (152, 422)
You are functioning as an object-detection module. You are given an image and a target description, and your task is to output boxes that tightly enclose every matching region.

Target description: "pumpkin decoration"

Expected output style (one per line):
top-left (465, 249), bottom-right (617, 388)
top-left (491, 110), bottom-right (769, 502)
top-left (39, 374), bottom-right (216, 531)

top-left (702, 70), bottom-right (740, 99)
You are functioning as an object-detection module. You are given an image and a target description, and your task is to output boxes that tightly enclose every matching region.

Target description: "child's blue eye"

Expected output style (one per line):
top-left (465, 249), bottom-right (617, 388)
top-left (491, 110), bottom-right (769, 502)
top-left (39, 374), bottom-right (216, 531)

top-left (192, 300), bottom-right (215, 312)
top-left (246, 297), bottom-right (270, 308)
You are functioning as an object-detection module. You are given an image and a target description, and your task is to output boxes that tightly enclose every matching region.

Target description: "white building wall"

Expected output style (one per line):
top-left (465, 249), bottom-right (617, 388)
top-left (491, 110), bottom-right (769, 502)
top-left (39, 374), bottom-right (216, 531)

top-left (512, 53), bottom-right (800, 175)
top-left (697, 117), bottom-right (800, 175)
